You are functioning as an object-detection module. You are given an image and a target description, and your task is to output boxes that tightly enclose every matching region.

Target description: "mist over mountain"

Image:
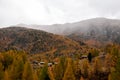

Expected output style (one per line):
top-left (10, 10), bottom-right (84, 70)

top-left (16, 18), bottom-right (120, 33)
top-left (16, 18), bottom-right (120, 45)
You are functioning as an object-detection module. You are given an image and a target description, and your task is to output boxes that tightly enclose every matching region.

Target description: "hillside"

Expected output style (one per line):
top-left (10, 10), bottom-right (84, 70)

top-left (0, 27), bottom-right (81, 54)
top-left (66, 18), bottom-right (120, 46)
top-left (17, 18), bottom-right (120, 46)
top-left (0, 19), bottom-right (120, 80)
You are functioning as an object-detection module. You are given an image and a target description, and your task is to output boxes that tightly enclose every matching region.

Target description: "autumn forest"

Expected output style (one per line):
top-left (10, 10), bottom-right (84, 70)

top-left (0, 24), bottom-right (120, 80)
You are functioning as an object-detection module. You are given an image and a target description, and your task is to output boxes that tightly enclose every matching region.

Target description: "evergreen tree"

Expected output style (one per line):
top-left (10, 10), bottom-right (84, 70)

top-left (48, 67), bottom-right (55, 80)
top-left (9, 57), bottom-right (24, 80)
top-left (93, 58), bottom-right (102, 80)
top-left (88, 53), bottom-right (92, 62)
top-left (54, 57), bottom-right (67, 80)
top-left (110, 58), bottom-right (120, 80)
top-left (63, 58), bottom-right (75, 80)
top-left (39, 65), bottom-right (50, 80)
top-left (80, 76), bottom-right (84, 80)
top-left (22, 62), bottom-right (33, 80)
top-left (81, 60), bottom-right (89, 78)
top-left (2, 53), bottom-right (13, 70)
top-left (33, 71), bottom-right (38, 80)
top-left (0, 62), bottom-right (4, 80)
top-left (93, 58), bottom-right (102, 74)
top-left (109, 45), bottom-right (120, 80)
top-left (4, 70), bottom-right (10, 80)
top-left (73, 59), bottom-right (81, 80)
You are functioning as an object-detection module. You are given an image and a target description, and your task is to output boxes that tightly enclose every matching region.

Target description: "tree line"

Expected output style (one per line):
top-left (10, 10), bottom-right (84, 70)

top-left (0, 45), bottom-right (120, 80)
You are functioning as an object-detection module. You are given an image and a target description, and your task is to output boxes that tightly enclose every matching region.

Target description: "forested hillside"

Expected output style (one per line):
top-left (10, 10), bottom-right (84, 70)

top-left (0, 27), bottom-right (81, 54)
top-left (0, 44), bottom-right (120, 80)
top-left (0, 25), bottom-right (120, 80)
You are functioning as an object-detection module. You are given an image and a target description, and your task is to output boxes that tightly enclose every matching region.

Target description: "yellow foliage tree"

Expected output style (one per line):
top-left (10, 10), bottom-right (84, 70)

top-left (53, 57), bottom-right (67, 80)
top-left (80, 76), bottom-right (84, 80)
top-left (33, 71), bottom-right (38, 80)
top-left (93, 58), bottom-right (102, 74)
top-left (0, 62), bottom-right (4, 80)
top-left (9, 57), bottom-right (24, 80)
top-left (48, 67), bottom-right (55, 80)
top-left (4, 70), bottom-right (10, 80)
top-left (62, 58), bottom-right (75, 80)
top-left (81, 60), bottom-right (89, 78)
top-left (22, 62), bottom-right (33, 80)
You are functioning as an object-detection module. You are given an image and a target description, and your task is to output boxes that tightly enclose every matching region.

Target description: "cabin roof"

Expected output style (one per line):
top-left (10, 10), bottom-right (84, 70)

top-left (40, 62), bottom-right (45, 63)
top-left (81, 55), bottom-right (87, 57)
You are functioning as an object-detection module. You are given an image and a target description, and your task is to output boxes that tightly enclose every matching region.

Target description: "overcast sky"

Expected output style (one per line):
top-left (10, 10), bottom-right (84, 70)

top-left (0, 0), bottom-right (120, 27)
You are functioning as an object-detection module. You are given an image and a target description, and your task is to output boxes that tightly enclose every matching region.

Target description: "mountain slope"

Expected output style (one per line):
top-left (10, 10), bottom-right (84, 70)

top-left (66, 18), bottom-right (120, 45)
top-left (16, 18), bottom-right (120, 46)
top-left (0, 27), bottom-right (81, 54)
top-left (23, 18), bottom-right (120, 45)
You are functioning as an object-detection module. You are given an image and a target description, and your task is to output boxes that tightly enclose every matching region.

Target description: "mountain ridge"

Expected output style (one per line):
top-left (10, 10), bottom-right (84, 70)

top-left (0, 27), bottom-right (81, 54)
top-left (14, 18), bottom-right (120, 46)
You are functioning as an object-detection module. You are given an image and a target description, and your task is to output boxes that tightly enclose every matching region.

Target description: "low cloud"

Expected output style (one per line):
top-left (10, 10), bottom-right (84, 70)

top-left (0, 0), bottom-right (120, 27)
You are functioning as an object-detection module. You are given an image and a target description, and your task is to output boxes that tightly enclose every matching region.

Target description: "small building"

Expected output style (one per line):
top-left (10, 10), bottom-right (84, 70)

top-left (38, 62), bottom-right (45, 67)
top-left (40, 62), bottom-right (45, 64)
top-left (80, 55), bottom-right (88, 59)
top-left (48, 63), bottom-right (53, 67)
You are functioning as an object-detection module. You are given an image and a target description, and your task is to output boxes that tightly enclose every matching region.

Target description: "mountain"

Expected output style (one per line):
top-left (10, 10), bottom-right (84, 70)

top-left (17, 18), bottom-right (120, 46)
top-left (64, 18), bottom-right (120, 46)
top-left (0, 27), bottom-right (81, 54)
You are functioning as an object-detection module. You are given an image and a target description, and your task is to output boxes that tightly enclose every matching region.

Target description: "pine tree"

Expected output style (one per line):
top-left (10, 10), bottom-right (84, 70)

top-left (63, 58), bottom-right (75, 80)
top-left (0, 62), bottom-right (4, 80)
top-left (108, 45), bottom-right (120, 80)
top-left (73, 59), bottom-right (81, 80)
top-left (9, 57), bottom-right (24, 80)
top-left (80, 76), bottom-right (84, 80)
top-left (108, 74), bottom-right (112, 80)
top-left (110, 58), bottom-right (120, 80)
top-left (22, 62), bottom-right (33, 80)
top-left (54, 57), bottom-right (67, 80)
top-left (48, 67), bottom-right (55, 80)
top-left (2, 53), bottom-right (13, 70)
top-left (81, 60), bottom-right (89, 78)
top-left (33, 71), bottom-right (38, 80)
top-left (4, 70), bottom-right (10, 80)
top-left (39, 65), bottom-right (50, 80)
top-left (88, 53), bottom-right (92, 62)
top-left (93, 58), bottom-right (102, 80)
